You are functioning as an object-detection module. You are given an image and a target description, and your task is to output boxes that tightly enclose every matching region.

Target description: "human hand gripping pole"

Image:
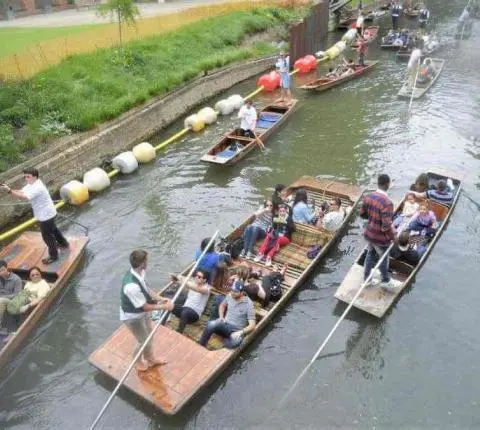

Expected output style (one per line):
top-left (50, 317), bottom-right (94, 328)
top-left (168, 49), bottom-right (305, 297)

top-left (279, 240), bottom-right (395, 407)
top-left (89, 231), bottom-right (220, 430)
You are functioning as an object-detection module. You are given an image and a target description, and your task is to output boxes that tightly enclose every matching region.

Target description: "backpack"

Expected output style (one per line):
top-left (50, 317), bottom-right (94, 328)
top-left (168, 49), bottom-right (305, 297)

top-left (218, 236), bottom-right (244, 259)
top-left (262, 272), bottom-right (284, 303)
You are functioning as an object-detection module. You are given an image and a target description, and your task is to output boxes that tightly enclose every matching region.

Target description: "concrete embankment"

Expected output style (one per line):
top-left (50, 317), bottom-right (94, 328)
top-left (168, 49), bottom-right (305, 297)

top-left (0, 56), bottom-right (275, 228)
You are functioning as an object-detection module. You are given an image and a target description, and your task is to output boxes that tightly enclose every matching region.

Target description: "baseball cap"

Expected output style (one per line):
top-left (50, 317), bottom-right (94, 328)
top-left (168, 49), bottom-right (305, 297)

top-left (231, 279), bottom-right (244, 292)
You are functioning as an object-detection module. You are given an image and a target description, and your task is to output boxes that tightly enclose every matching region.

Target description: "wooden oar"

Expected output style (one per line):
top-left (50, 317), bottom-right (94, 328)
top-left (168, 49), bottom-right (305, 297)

top-left (253, 131), bottom-right (266, 150)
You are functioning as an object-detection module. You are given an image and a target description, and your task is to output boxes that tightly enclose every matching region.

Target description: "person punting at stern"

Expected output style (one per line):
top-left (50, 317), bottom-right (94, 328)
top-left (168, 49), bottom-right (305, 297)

top-left (356, 11), bottom-right (365, 37)
top-left (360, 174), bottom-right (402, 290)
top-left (1, 168), bottom-right (69, 265)
top-left (120, 250), bottom-right (172, 372)
top-left (357, 37), bottom-right (368, 67)
top-left (236, 99), bottom-right (257, 139)
top-left (391, 0), bottom-right (402, 29)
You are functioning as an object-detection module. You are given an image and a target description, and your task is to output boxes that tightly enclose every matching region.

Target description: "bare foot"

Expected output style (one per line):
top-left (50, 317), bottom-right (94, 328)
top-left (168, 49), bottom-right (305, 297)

top-left (135, 360), bottom-right (149, 372)
top-left (148, 357), bottom-right (168, 367)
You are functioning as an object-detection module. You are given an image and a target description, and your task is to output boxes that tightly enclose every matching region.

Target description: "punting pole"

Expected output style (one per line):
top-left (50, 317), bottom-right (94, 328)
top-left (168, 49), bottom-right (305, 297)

top-left (280, 241), bottom-right (395, 406)
top-left (408, 57), bottom-right (421, 112)
top-left (89, 231), bottom-right (220, 430)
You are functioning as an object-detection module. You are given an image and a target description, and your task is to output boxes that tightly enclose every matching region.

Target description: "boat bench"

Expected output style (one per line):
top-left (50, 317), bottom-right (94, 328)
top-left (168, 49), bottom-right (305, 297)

top-left (252, 223), bottom-right (333, 270)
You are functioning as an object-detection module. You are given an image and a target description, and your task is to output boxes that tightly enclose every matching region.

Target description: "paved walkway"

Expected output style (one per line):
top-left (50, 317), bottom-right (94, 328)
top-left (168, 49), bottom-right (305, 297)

top-left (0, 0), bottom-right (251, 28)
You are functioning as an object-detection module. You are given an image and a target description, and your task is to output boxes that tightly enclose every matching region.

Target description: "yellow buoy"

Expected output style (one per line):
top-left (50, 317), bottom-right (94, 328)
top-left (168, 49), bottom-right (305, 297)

top-left (132, 142), bottom-right (156, 163)
top-left (184, 114), bottom-right (205, 132)
top-left (59, 180), bottom-right (89, 205)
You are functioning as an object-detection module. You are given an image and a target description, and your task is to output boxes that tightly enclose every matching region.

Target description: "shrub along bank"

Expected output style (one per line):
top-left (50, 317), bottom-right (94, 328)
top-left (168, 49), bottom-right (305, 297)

top-left (0, 6), bottom-right (306, 172)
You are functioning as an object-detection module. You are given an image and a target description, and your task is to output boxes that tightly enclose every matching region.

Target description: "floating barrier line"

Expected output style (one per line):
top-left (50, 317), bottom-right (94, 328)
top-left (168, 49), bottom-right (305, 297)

top-left (244, 86), bottom-right (264, 101)
top-left (107, 169), bottom-right (119, 179)
top-left (154, 128), bottom-right (190, 152)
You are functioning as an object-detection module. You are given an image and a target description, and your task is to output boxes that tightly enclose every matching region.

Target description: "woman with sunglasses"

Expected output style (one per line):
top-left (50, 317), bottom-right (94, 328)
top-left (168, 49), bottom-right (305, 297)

top-left (239, 200), bottom-right (273, 260)
top-left (315, 197), bottom-right (348, 232)
top-left (168, 269), bottom-right (211, 333)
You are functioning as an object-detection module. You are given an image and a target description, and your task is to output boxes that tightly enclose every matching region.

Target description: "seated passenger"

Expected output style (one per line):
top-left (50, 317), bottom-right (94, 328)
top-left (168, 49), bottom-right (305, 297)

top-left (243, 263), bottom-right (287, 307)
top-left (199, 280), bottom-right (255, 349)
top-left (239, 200), bottom-right (273, 260)
top-left (0, 260), bottom-right (22, 328)
top-left (412, 179), bottom-right (454, 205)
top-left (254, 204), bottom-right (295, 267)
top-left (408, 201), bottom-right (437, 237)
top-left (315, 197), bottom-right (347, 231)
top-left (390, 231), bottom-right (427, 265)
top-left (7, 267), bottom-right (51, 316)
top-left (410, 172), bottom-right (429, 193)
top-left (168, 269), bottom-right (211, 333)
top-left (292, 189), bottom-right (316, 224)
top-left (194, 238), bottom-right (223, 283)
top-left (392, 192), bottom-right (419, 230)
top-left (271, 183), bottom-right (287, 216)
top-left (326, 67), bottom-right (337, 78)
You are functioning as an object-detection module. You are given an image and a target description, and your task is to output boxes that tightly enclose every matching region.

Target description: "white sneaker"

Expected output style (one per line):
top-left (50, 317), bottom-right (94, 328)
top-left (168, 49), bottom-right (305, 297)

top-left (238, 250), bottom-right (246, 259)
top-left (379, 278), bottom-right (403, 290)
top-left (246, 252), bottom-right (254, 260)
top-left (254, 254), bottom-right (264, 262)
top-left (265, 258), bottom-right (272, 267)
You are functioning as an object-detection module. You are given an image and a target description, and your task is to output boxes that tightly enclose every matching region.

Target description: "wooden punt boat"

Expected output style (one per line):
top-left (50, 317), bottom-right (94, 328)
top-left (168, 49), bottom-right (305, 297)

top-left (200, 100), bottom-right (298, 166)
top-left (0, 232), bottom-right (88, 372)
top-left (351, 26), bottom-right (380, 48)
top-left (298, 61), bottom-right (378, 92)
top-left (380, 30), bottom-right (412, 50)
top-left (397, 58), bottom-right (445, 99)
top-left (334, 169), bottom-right (461, 318)
top-left (89, 176), bottom-right (362, 415)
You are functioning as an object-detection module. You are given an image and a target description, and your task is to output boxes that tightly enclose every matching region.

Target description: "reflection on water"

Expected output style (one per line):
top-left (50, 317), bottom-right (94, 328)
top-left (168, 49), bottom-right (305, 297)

top-left (2, 3), bottom-right (480, 429)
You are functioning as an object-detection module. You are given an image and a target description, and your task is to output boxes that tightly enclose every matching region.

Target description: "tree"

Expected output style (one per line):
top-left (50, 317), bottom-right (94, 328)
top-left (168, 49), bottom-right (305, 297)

top-left (97, 0), bottom-right (140, 59)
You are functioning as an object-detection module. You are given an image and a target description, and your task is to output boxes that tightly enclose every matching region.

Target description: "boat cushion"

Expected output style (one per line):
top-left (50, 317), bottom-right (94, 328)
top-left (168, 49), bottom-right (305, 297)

top-left (257, 113), bottom-right (282, 129)
top-left (215, 148), bottom-right (238, 159)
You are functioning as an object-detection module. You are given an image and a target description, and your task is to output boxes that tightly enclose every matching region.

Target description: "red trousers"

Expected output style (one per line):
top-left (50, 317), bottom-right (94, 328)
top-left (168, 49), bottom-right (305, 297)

top-left (259, 232), bottom-right (290, 259)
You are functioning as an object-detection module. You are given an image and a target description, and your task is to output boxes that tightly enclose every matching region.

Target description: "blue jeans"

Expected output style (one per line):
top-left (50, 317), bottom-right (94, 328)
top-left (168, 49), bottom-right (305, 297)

top-left (364, 242), bottom-right (390, 283)
top-left (199, 319), bottom-right (243, 349)
top-left (243, 225), bottom-right (266, 254)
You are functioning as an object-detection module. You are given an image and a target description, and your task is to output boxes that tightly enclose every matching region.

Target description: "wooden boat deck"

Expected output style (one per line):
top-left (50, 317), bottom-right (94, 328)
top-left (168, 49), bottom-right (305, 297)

top-left (398, 58), bottom-right (445, 99)
top-left (334, 170), bottom-right (462, 318)
top-left (89, 176), bottom-right (362, 415)
top-left (0, 232), bottom-right (88, 372)
top-left (298, 61), bottom-right (378, 92)
top-left (200, 100), bottom-right (298, 166)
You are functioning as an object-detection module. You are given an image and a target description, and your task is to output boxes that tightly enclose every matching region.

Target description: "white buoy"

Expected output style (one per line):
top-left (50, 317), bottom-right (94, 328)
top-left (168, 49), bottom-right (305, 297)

top-left (214, 99), bottom-right (234, 115)
top-left (197, 107), bottom-right (217, 125)
top-left (112, 151), bottom-right (139, 174)
top-left (227, 94), bottom-right (244, 110)
top-left (132, 142), bottom-right (156, 163)
top-left (83, 167), bottom-right (111, 192)
top-left (60, 180), bottom-right (90, 205)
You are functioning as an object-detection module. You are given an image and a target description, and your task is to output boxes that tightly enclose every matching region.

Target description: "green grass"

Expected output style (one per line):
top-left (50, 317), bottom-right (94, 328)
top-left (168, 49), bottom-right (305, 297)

top-left (0, 6), bottom-right (305, 172)
top-left (0, 25), bottom-right (101, 59)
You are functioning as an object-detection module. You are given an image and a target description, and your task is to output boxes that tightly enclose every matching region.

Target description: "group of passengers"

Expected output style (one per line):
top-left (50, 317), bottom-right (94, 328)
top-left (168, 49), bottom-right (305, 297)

top-left (389, 173), bottom-right (454, 266)
top-left (0, 261), bottom-right (51, 341)
top-left (382, 29), bottom-right (410, 47)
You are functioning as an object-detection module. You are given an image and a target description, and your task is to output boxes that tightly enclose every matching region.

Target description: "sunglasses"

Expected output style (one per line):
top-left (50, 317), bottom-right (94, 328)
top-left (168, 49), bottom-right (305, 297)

top-left (195, 274), bottom-right (205, 280)
top-left (266, 204), bottom-right (273, 207)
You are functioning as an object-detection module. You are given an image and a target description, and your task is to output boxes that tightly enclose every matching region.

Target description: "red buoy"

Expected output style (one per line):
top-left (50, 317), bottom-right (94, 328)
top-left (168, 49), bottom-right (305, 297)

top-left (304, 54), bottom-right (317, 70)
top-left (257, 71), bottom-right (281, 92)
top-left (294, 58), bottom-right (311, 74)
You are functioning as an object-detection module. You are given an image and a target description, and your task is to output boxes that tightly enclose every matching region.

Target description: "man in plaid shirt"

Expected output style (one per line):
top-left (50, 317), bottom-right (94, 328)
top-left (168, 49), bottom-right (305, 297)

top-left (360, 174), bottom-right (402, 289)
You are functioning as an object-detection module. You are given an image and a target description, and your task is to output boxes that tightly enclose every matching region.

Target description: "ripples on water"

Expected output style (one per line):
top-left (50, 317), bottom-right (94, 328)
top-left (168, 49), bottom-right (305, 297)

top-left (2, 5), bottom-right (480, 429)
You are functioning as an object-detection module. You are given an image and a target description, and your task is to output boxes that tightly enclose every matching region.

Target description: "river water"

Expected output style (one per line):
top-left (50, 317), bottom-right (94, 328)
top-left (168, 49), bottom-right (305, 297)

top-left (1, 4), bottom-right (480, 429)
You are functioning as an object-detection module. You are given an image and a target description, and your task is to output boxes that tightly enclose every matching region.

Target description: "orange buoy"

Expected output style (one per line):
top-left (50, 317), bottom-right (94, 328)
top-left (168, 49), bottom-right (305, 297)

top-left (304, 55), bottom-right (317, 70)
top-left (294, 58), bottom-right (311, 74)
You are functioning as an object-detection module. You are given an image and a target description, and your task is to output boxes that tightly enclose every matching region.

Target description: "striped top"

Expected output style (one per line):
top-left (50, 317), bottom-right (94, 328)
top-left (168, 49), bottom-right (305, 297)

top-left (360, 190), bottom-right (394, 245)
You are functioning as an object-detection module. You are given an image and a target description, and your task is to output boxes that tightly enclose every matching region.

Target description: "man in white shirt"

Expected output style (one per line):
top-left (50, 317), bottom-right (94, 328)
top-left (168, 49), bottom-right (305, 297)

top-left (2, 168), bottom-right (69, 265)
top-left (121, 250), bottom-right (173, 372)
top-left (356, 12), bottom-right (365, 37)
top-left (237, 100), bottom-right (257, 138)
top-left (407, 47), bottom-right (423, 89)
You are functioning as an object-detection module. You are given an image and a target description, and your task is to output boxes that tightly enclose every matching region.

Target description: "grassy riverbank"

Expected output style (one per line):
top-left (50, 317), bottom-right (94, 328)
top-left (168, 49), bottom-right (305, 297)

top-left (0, 6), bottom-right (305, 171)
